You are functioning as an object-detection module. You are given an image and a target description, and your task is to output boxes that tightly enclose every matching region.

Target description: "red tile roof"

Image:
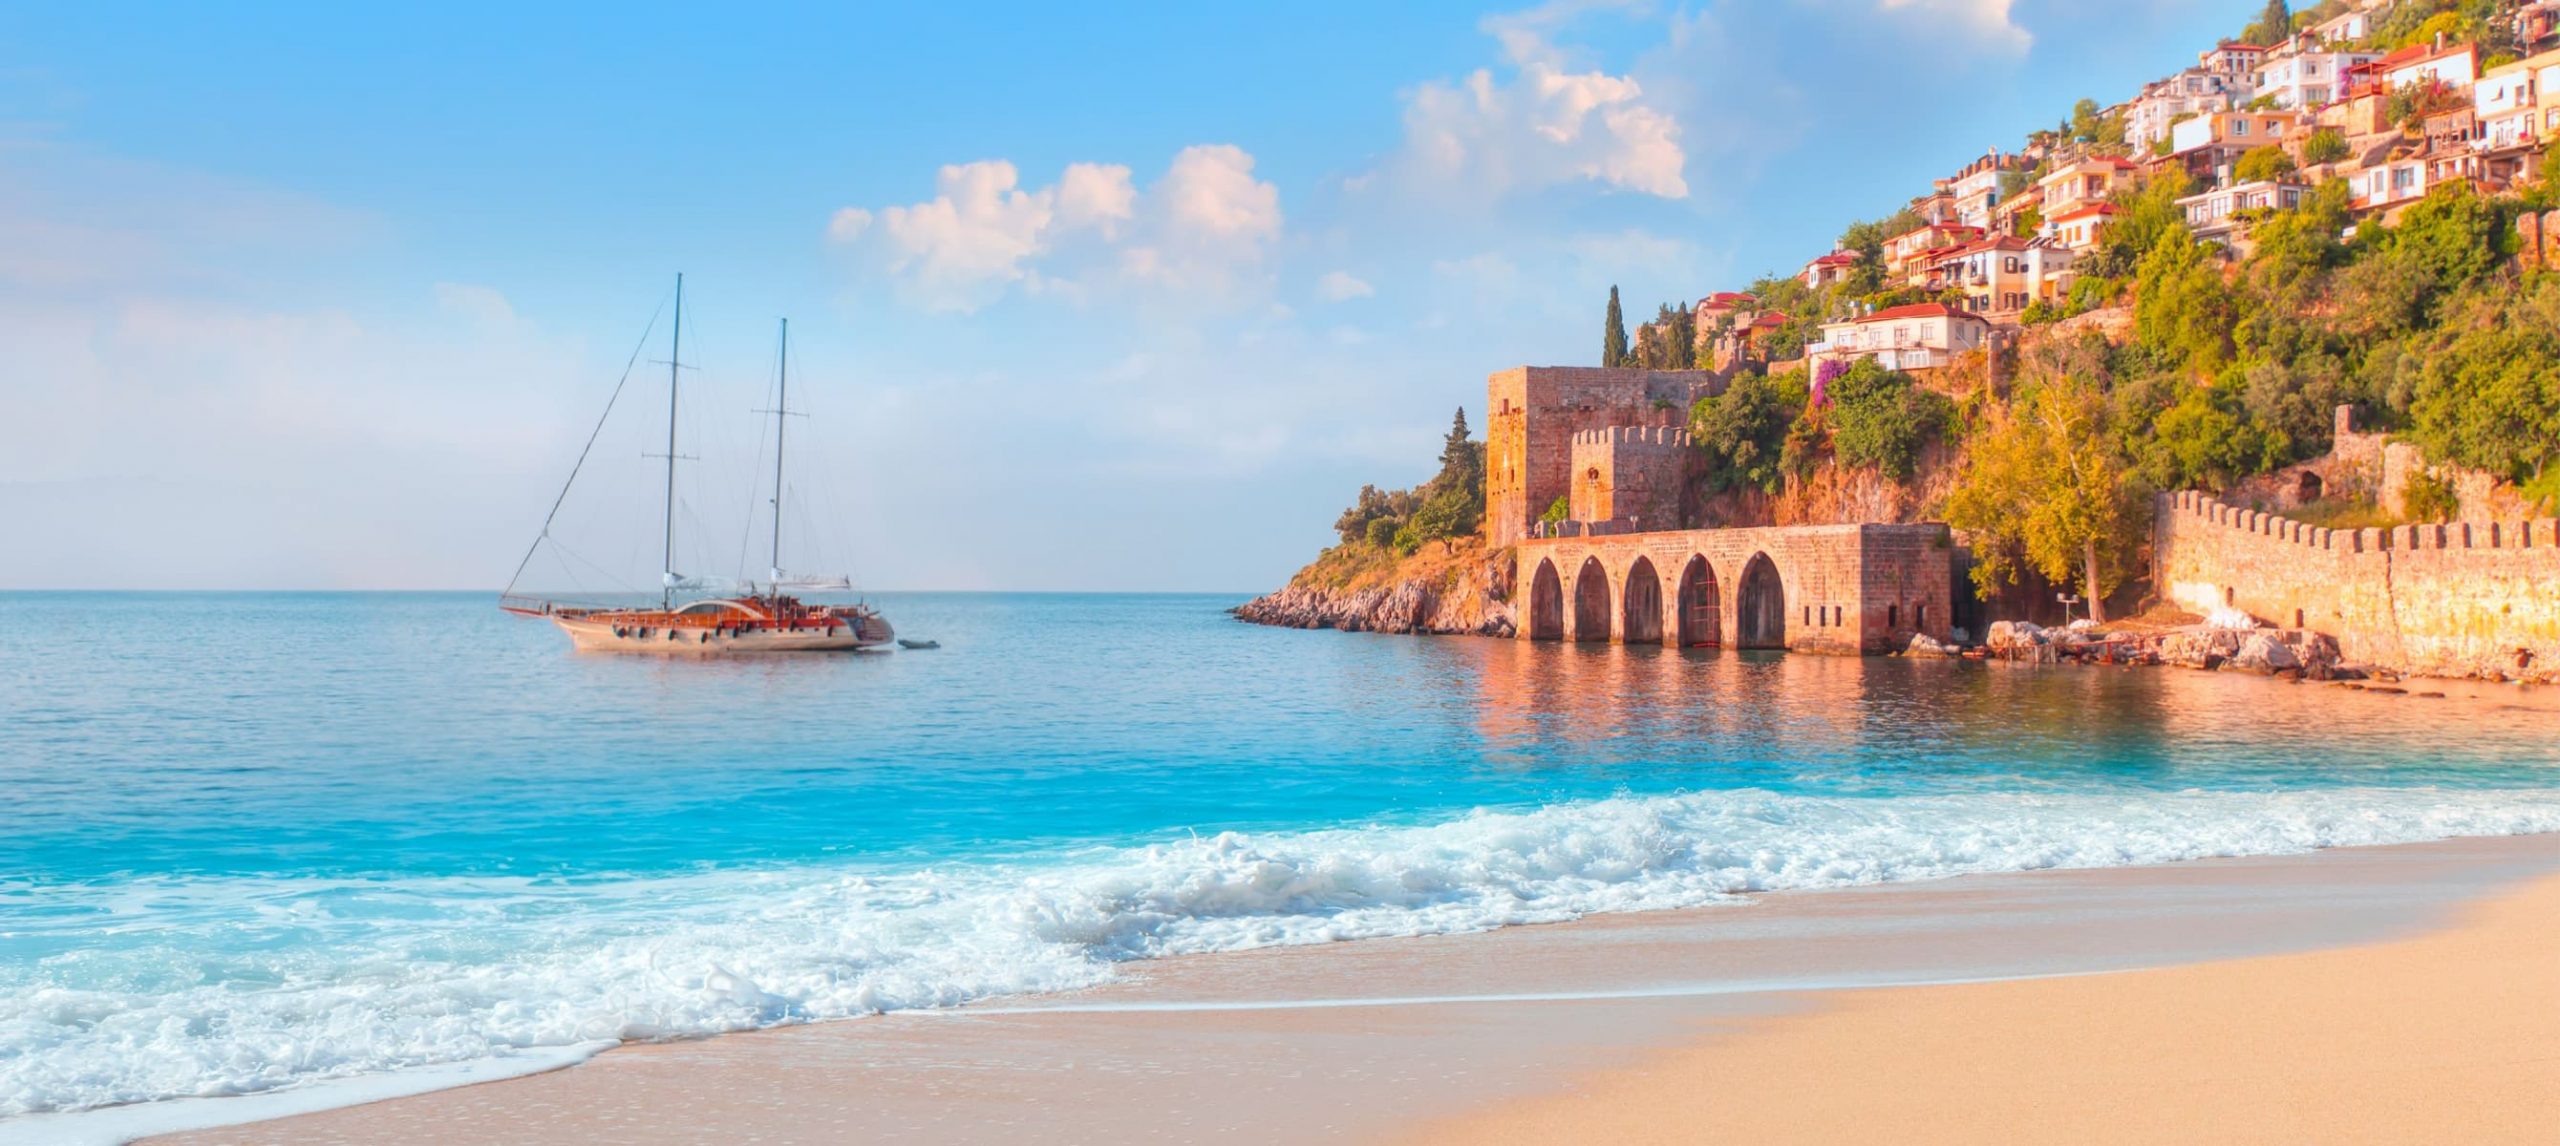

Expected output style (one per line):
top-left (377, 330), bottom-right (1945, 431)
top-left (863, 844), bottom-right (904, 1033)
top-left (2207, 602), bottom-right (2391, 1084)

top-left (2049, 202), bottom-right (2122, 223)
top-left (1854, 302), bottom-right (1973, 324)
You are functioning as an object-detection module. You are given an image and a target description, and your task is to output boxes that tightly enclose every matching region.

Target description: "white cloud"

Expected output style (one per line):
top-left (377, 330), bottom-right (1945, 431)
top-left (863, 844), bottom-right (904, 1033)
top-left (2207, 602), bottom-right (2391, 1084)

top-left (828, 147), bottom-right (1279, 311)
top-left (1316, 270), bottom-right (1374, 301)
top-left (1877, 0), bottom-right (2032, 54)
top-left (1377, 9), bottom-right (1688, 203)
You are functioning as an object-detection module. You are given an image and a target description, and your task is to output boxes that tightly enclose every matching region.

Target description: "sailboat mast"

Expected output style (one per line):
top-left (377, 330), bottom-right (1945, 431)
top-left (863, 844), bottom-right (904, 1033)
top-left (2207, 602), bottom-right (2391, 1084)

top-left (662, 273), bottom-right (683, 610)
top-left (771, 318), bottom-right (789, 585)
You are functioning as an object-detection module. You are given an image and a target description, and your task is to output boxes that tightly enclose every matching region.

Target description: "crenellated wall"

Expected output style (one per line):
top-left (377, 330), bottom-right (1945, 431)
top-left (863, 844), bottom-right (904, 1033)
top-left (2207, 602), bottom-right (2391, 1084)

top-left (1567, 426), bottom-right (1692, 532)
top-left (2153, 491), bottom-right (2560, 681)
top-left (1485, 366), bottom-right (1726, 547)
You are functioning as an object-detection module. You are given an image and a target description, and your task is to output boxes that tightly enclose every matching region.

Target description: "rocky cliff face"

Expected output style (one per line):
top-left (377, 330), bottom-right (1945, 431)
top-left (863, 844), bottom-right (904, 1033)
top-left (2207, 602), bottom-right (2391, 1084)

top-left (1234, 539), bottom-right (1515, 636)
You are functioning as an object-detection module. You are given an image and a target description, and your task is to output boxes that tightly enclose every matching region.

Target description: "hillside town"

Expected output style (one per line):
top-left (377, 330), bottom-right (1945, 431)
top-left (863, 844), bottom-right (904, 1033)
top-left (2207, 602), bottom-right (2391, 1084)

top-left (1654, 0), bottom-right (2560, 376)
top-left (1253, 0), bottom-right (2560, 685)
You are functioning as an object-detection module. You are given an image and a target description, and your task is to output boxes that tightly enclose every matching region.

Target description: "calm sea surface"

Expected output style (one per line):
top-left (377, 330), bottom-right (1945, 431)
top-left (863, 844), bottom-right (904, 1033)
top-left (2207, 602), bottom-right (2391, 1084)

top-left (5, 591), bottom-right (2560, 1117)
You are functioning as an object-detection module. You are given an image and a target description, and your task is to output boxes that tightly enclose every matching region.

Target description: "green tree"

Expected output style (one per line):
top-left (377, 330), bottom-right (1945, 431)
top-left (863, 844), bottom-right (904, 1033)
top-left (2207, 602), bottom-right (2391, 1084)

top-left (2404, 301), bottom-right (2560, 485)
top-left (2070, 98), bottom-right (2104, 143)
top-left (1825, 361), bottom-right (1956, 480)
top-left (1690, 369), bottom-right (1808, 494)
top-left (2241, 0), bottom-right (2290, 45)
top-left (1604, 286), bottom-right (1629, 368)
top-left (2134, 229), bottom-right (2237, 376)
top-left (1944, 374), bottom-right (2141, 621)
top-left (2232, 144), bottom-right (2297, 183)
top-left (1404, 408), bottom-right (1488, 545)
top-left (2300, 127), bottom-right (2350, 165)
top-left (2139, 382), bottom-right (2286, 491)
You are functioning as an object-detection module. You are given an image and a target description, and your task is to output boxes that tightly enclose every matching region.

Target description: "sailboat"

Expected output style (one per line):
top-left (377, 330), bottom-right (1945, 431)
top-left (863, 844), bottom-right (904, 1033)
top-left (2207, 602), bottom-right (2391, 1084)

top-left (500, 275), bottom-right (895, 653)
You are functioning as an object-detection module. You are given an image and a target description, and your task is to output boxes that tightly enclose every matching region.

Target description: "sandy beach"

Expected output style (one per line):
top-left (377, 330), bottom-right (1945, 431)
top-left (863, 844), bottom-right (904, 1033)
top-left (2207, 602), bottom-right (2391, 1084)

top-left (1410, 850), bottom-right (2560, 1145)
top-left (120, 831), bottom-right (2560, 1146)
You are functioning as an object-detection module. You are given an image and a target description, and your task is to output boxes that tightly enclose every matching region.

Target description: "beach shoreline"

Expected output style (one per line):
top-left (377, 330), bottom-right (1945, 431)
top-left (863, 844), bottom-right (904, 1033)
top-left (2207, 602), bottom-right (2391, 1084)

top-left (1405, 840), bottom-right (2560, 1145)
top-left (115, 830), bottom-right (2560, 1146)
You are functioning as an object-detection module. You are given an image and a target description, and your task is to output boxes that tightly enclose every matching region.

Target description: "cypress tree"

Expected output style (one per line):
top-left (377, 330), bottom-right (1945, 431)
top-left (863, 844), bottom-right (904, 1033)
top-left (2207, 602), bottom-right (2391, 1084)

top-left (2248, 0), bottom-right (2288, 45)
top-left (1604, 286), bottom-right (1629, 367)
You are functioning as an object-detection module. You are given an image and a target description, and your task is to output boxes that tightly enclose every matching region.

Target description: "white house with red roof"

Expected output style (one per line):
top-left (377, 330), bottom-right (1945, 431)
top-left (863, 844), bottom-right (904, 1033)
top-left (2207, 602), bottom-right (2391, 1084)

top-left (1799, 251), bottom-right (1861, 290)
top-left (1884, 221), bottom-right (1985, 275)
top-left (2034, 156), bottom-right (2140, 217)
top-left (1808, 303), bottom-right (1993, 373)
top-left (2044, 202), bottom-right (2121, 251)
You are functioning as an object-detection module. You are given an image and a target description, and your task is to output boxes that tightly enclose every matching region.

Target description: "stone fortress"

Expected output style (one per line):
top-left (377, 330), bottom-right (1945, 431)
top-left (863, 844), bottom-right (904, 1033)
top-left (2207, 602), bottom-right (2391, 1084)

top-left (1488, 365), bottom-right (1956, 656)
top-left (1487, 368), bottom-right (2559, 679)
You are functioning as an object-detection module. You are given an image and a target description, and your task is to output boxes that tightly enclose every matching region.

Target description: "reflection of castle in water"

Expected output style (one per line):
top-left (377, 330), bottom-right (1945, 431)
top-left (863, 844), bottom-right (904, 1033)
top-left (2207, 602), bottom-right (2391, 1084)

top-left (1486, 367), bottom-right (1958, 655)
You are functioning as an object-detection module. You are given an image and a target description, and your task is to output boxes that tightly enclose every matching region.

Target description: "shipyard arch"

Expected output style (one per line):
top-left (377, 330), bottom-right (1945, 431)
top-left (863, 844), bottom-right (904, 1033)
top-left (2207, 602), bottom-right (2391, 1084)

top-left (1527, 559), bottom-right (1564, 641)
top-left (1737, 552), bottom-right (1786, 650)
top-left (1572, 557), bottom-right (1611, 642)
top-left (1676, 554), bottom-right (1720, 648)
top-left (1621, 556), bottom-right (1663, 645)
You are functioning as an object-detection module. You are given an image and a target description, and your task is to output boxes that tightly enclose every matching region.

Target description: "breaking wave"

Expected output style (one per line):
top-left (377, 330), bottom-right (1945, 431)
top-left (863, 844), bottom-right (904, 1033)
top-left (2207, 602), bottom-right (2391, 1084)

top-left (9, 786), bottom-right (2560, 1118)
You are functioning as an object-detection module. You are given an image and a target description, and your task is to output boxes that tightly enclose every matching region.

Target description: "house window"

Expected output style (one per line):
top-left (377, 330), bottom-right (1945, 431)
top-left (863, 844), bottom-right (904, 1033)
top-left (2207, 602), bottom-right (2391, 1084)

top-left (2234, 119), bottom-right (2250, 135)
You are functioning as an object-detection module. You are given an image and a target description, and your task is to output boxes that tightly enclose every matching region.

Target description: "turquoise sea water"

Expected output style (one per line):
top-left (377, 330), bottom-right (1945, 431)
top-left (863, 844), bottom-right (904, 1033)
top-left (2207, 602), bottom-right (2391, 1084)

top-left (5, 591), bottom-right (2560, 1119)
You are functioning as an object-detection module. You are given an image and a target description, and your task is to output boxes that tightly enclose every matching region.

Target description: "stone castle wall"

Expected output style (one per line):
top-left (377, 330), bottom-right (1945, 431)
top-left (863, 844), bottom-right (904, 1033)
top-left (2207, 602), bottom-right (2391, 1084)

top-left (1486, 367), bottom-right (1724, 547)
top-left (1516, 523), bottom-right (1952, 655)
top-left (2153, 491), bottom-right (2560, 681)
top-left (1567, 426), bottom-right (1692, 532)
top-left (2231, 406), bottom-right (2542, 523)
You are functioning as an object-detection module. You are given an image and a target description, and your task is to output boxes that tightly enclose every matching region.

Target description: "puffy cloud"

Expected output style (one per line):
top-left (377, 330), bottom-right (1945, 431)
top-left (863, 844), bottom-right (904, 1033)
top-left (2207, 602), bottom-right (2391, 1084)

top-left (828, 147), bottom-right (1279, 311)
top-left (826, 160), bottom-right (1080, 311)
top-left (1316, 271), bottom-right (1374, 301)
top-left (1376, 8), bottom-right (1688, 203)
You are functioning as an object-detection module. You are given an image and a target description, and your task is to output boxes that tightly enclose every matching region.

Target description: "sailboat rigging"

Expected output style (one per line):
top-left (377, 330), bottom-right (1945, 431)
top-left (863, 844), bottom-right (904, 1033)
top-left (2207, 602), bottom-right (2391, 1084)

top-left (500, 274), bottom-right (893, 653)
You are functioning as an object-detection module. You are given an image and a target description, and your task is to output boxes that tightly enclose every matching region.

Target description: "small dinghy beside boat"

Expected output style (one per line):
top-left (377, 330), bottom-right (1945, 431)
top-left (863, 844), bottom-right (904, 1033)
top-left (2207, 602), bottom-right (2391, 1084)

top-left (897, 639), bottom-right (940, 650)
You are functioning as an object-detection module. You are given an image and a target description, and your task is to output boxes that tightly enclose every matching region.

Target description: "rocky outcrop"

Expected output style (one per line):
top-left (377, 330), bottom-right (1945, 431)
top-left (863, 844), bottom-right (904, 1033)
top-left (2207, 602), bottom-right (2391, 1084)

top-left (1235, 541), bottom-right (1515, 636)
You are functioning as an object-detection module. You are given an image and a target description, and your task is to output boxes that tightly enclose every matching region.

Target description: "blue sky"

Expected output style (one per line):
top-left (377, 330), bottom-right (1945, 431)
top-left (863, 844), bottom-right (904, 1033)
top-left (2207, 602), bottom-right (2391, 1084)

top-left (1, 1), bottom-right (2248, 590)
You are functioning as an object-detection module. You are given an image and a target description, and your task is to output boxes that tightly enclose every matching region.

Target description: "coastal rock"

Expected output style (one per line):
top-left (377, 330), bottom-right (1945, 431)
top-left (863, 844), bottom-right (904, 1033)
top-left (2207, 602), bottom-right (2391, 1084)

top-left (2160, 628), bottom-right (2245, 670)
top-left (1906, 633), bottom-right (1956, 657)
top-left (2230, 633), bottom-right (2300, 674)
top-left (1234, 544), bottom-right (1516, 637)
top-left (1986, 620), bottom-right (2044, 650)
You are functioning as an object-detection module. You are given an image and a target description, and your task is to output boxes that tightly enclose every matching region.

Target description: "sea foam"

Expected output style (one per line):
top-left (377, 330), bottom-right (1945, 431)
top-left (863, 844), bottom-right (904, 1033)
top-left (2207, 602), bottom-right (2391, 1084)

top-left (8, 785), bottom-right (2560, 1120)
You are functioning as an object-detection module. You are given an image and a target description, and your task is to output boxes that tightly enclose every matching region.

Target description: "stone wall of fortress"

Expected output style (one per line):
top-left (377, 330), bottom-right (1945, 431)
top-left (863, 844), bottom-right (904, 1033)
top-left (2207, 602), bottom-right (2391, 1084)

top-left (2153, 491), bottom-right (2560, 681)
top-left (1486, 367), bottom-right (1727, 547)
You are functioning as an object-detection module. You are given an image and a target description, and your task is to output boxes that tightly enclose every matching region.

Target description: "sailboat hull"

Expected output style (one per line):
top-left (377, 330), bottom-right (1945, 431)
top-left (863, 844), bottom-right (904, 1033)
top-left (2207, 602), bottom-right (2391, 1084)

top-left (542, 610), bottom-right (893, 654)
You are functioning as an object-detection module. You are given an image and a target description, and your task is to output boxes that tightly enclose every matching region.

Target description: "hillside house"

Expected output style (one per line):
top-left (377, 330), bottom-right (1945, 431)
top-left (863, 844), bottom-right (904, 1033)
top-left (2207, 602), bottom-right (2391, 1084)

top-left (1808, 303), bottom-right (1991, 373)
top-left (1799, 251), bottom-right (1861, 290)
top-left (2178, 179), bottom-right (2310, 249)
top-left (2044, 202), bottom-right (2121, 250)
top-left (1884, 221), bottom-right (1985, 274)
top-left (2035, 156), bottom-right (2140, 217)
top-left (2253, 44), bottom-right (2378, 110)
top-left (2170, 109), bottom-right (2308, 185)
top-left (2127, 68), bottom-right (2244, 149)
top-left (1917, 235), bottom-right (2074, 319)
top-left (2198, 40), bottom-right (2268, 86)
top-left (1944, 151), bottom-right (2028, 230)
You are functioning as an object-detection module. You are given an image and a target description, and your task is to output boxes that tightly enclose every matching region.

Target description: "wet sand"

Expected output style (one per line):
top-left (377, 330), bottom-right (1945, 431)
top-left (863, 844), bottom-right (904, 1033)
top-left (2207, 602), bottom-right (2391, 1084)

top-left (136, 832), bottom-right (2560, 1145)
top-left (1407, 842), bottom-right (2560, 1145)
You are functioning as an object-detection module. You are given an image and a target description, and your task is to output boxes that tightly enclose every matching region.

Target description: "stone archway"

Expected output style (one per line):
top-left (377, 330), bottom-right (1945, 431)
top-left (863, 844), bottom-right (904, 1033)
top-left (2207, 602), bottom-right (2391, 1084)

top-left (1677, 555), bottom-right (1720, 648)
top-left (1622, 556), bottom-right (1663, 645)
top-left (1573, 556), bottom-right (1611, 642)
top-left (1737, 552), bottom-right (1786, 650)
top-left (1528, 559), bottom-right (1564, 641)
